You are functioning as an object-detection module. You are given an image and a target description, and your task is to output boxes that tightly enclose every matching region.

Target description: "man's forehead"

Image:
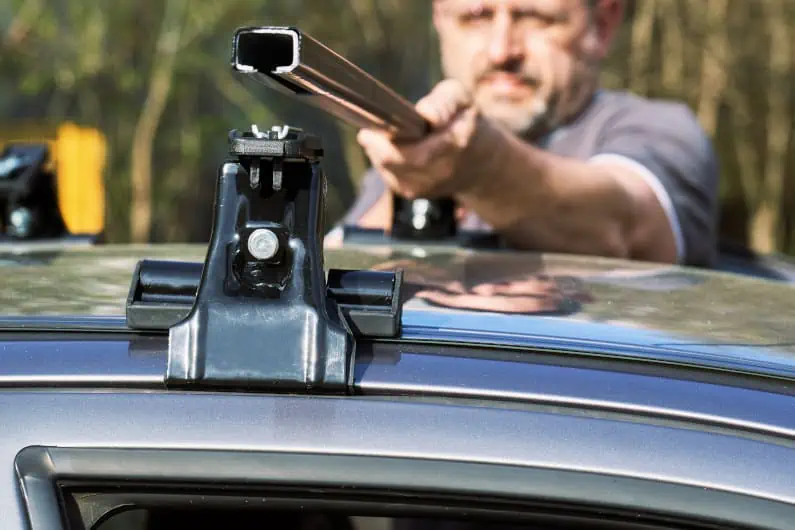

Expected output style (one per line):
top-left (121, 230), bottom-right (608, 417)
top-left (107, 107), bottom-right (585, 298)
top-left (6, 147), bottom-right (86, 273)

top-left (436, 0), bottom-right (582, 10)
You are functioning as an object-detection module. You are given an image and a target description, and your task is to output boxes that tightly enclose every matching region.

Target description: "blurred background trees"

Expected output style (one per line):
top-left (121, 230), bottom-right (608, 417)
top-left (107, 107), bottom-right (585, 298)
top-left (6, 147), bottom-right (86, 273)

top-left (1, 0), bottom-right (793, 254)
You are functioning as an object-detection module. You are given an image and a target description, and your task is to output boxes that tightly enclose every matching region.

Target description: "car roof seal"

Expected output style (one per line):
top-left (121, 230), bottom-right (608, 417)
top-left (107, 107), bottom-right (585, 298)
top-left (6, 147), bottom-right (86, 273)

top-left (125, 125), bottom-right (402, 394)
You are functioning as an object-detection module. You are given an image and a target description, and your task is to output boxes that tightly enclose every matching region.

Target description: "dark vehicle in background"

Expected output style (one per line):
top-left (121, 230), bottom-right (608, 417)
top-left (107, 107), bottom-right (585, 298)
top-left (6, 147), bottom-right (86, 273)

top-left (0, 123), bottom-right (105, 245)
top-left (1, 26), bottom-right (794, 530)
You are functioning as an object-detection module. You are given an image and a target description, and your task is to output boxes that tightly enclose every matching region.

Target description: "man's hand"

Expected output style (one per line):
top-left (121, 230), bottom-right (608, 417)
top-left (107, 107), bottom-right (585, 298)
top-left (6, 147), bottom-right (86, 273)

top-left (357, 79), bottom-right (481, 200)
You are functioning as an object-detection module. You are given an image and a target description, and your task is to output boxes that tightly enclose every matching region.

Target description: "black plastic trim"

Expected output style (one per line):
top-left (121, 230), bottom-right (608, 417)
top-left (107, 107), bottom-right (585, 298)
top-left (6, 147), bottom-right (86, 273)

top-left (14, 446), bottom-right (795, 530)
top-left (125, 264), bottom-right (404, 339)
top-left (125, 259), bottom-right (200, 329)
top-left (58, 488), bottom-right (730, 530)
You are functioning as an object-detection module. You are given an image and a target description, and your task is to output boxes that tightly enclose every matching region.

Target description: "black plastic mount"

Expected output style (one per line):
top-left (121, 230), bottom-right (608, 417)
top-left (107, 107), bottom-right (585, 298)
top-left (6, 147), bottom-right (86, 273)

top-left (391, 196), bottom-right (458, 240)
top-left (126, 126), bottom-right (402, 394)
top-left (0, 143), bottom-right (69, 240)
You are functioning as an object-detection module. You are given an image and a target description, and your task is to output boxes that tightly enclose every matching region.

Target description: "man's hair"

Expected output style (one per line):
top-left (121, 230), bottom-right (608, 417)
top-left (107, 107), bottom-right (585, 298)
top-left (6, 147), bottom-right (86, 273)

top-left (432, 0), bottom-right (601, 9)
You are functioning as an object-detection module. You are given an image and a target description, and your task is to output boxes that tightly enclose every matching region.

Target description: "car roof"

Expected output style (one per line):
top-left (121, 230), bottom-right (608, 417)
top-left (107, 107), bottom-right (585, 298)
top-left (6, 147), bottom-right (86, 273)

top-left (2, 241), bottom-right (795, 380)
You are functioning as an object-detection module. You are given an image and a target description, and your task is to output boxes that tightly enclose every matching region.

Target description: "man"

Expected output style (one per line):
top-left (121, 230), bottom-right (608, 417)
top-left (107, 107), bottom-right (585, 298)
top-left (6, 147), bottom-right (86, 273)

top-left (334, 0), bottom-right (719, 267)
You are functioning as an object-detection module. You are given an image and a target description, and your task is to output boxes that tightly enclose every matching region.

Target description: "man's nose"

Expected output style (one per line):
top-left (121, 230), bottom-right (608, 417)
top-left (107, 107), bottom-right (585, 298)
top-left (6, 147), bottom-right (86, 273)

top-left (487, 12), bottom-right (524, 66)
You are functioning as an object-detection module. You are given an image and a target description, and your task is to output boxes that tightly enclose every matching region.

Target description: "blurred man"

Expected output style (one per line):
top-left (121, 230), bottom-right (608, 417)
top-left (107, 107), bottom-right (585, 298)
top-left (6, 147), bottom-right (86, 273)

top-left (336, 0), bottom-right (719, 267)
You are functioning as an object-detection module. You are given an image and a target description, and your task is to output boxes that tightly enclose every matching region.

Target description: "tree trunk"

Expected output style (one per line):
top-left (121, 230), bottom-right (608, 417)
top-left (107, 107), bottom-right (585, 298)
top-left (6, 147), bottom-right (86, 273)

top-left (4, 0), bottom-right (43, 47)
top-left (726, 87), bottom-right (762, 209)
top-left (695, 0), bottom-right (729, 136)
top-left (658, 0), bottom-right (685, 95)
top-left (211, 70), bottom-right (277, 127)
top-left (628, 0), bottom-right (657, 96)
top-left (750, 0), bottom-right (792, 253)
top-left (725, 2), bottom-right (762, 211)
top-left (129, 0), bottom-right (187, 243)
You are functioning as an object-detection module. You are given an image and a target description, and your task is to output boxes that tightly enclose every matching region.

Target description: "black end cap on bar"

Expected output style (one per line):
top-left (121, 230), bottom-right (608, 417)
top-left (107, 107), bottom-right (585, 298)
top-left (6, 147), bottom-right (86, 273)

top-left (125, 260), bottom-right (201, 330)
top-left (232, 26), bottom-right (299, 74)
top-left (230, 26), bottom-right (310, 96)
top-left (327, 269), bottom-right (403, 338)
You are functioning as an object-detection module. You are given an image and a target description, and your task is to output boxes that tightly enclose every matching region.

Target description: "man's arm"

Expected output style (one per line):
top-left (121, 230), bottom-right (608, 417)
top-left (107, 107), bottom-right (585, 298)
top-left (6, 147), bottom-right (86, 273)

top-left (351, 81), bottom-right (718, 266)
top-left (454, 116), bottom-right (677, 262)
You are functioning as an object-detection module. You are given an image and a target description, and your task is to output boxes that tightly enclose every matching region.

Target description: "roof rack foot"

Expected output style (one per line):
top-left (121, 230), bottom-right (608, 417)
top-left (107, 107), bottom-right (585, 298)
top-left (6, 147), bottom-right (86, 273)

top-left (165, 128), bottom-right (354, 393)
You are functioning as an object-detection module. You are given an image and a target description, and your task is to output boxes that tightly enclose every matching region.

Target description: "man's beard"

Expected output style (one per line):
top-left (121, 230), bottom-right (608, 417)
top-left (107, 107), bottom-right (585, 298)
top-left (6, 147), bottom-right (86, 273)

top-left (469, 56), bottom-right (598, 143)
top-left (476, 92), bottom-right (559, 142)
top-left (471, 66), bottom-right (560, 142)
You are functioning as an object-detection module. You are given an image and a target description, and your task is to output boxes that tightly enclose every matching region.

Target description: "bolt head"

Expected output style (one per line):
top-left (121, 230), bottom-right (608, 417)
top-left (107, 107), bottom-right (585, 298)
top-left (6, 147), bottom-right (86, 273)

top-left (247, 229), bottom-right (280, 260)
top-left (8, 207), bottom-right (33, 238)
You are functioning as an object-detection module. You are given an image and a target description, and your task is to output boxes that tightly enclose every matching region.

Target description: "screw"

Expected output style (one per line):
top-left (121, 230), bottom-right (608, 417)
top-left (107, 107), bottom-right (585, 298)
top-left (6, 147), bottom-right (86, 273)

top-left (8, 207), bottom-right (33, 238)
top-left (247, 229), bottom-right (280, 260)
top-left (250, 125), bottom-right (266, 138)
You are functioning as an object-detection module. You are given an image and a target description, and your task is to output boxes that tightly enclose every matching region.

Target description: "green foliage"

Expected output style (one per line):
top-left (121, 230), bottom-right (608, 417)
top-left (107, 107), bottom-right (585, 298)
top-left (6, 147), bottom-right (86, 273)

top-left (1, 0), bottom-right (793, 254)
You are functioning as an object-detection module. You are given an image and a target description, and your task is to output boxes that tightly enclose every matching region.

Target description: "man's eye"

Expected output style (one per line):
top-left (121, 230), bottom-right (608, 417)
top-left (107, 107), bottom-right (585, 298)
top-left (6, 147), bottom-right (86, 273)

top-left (513, 8), bottom-right (565, 26)
top-left (458, 7), bottom-right (494, 26)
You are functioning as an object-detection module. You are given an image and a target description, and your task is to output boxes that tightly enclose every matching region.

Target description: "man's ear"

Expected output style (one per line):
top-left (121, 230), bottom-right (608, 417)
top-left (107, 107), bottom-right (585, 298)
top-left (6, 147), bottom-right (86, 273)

top-left (432, 0), bottom-right (445, 33)
top-left (592, 0), bottom-right (626, 57)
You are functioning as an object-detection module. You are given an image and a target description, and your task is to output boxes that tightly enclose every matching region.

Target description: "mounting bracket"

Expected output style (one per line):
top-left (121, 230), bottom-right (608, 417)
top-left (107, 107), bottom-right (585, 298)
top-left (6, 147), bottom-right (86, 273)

top-left (125, 126), bottom-right (402, 394)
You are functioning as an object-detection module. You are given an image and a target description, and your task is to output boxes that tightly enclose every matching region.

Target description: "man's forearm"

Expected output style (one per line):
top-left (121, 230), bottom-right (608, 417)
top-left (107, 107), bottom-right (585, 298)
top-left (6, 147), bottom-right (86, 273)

top-left (455, 117), bottom-right (676, 262)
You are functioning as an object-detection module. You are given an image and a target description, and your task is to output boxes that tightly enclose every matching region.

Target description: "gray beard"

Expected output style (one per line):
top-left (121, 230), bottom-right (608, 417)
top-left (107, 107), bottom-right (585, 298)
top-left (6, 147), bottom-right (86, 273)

top-left (481, 95), bottom-right (560, 144)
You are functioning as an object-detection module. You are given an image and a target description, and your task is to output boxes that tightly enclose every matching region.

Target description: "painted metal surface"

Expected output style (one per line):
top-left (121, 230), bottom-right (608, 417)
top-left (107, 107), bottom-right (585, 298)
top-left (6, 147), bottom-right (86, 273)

top-left (0, 336), bottom-right (164, 386)
top-left (2, 390), bottom-right (795, 528)
top-left (3, 337), bottom-right (794, 440)
top-left (1, 245), bottom-right (794, 528)
top-left (3, 244), bottom-right (795, 378)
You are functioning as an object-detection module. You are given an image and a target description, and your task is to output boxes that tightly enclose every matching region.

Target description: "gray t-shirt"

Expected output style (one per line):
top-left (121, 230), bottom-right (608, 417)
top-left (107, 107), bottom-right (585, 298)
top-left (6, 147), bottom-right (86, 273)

top-left (340, 90), bottom-right (720, 267)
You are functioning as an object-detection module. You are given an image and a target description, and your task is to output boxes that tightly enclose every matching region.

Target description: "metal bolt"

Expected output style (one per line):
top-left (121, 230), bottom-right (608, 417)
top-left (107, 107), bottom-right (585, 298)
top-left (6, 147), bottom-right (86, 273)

top-left (250, 124), bottom-right (266, 138)
top-left (250, 159), bottom-right (260, 189)
top-left (8, 207), bottom-right (33, 238)
top-left (411, 199), bottom-right (431, 215)
top-left (247, 229), bottom-right (280, 260)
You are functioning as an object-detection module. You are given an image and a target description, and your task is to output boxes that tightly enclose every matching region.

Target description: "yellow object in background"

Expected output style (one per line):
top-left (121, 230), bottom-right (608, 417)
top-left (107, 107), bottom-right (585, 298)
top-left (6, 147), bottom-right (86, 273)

top-left (54, 123), bottom-right (107, 236)
top-left (0, 122), bottom-right (107, 236)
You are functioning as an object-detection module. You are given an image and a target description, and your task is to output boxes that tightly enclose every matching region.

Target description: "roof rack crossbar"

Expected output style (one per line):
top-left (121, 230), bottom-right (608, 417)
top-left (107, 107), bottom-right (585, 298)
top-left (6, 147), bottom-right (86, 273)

top-left (231, 25), bottom-right (458, 243)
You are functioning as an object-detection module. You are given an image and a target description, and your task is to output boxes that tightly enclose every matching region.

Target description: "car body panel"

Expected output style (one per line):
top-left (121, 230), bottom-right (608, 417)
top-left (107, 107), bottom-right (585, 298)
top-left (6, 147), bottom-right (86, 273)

top-left (3, 242), bottom-right (795, 528)
top-left (3, 243), bottom-right (795, 380)
top-left (3, 390), bottom-right (795, 528)
top-left (2, 336), bottom-right (794, 438)
top-left (0, 335), bottom-right (164, 386)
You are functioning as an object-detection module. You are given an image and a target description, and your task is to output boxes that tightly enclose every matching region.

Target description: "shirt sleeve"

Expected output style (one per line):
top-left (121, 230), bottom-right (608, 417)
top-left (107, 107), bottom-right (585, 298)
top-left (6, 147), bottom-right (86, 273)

top-left (339, 167), bottom-right (388, 226)
top-left (588, 100), bottom-right (720, 268)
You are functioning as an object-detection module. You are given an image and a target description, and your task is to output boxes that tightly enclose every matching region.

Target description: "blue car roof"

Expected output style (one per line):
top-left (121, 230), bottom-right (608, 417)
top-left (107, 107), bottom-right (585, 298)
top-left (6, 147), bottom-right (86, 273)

top-left (2, 242), bottom-right (795, 380)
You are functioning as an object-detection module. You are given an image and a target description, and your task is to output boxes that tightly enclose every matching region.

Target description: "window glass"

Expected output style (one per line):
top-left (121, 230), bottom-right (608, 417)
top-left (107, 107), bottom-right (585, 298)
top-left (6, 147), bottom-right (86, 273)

top-left (90, 506), bottom-right (699, 530)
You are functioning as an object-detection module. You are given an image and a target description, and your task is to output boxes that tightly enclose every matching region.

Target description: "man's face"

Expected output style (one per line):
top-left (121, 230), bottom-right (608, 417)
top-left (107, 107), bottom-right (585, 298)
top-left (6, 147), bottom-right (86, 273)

top-left (433, 0), bottom-right (617, 138)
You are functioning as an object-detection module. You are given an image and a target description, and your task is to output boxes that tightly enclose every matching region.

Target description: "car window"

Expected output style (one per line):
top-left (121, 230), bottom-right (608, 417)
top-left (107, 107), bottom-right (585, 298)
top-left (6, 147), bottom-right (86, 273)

top-left (90, 505), bottom-right (689, 530)
top-left (60, 476), bottom-right (741, 530)
top-left (17, 428), bottom-right (793, 530)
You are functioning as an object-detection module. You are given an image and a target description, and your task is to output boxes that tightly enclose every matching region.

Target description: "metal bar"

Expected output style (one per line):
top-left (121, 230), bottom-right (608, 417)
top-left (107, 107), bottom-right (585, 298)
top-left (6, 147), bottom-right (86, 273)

top-left (231, 26), bottom-right (430, 141)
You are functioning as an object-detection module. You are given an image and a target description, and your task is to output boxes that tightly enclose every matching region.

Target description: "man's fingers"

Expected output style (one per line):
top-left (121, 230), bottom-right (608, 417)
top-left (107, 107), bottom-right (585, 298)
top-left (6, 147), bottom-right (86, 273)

top-left (416, 79), bottom-right (473, 128)
top-left (360, 123), bottom-right (451, 171)
top-left (358, 128), bottom-right (405, 164)
top-left (448, 107), bottom-right (479, 148)
top-left (357, 128), bottom-right (390, 149)
top-left (356, 81), bottom-right (479, 199)
top-left (432, 78), bottom-right (472, 107)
